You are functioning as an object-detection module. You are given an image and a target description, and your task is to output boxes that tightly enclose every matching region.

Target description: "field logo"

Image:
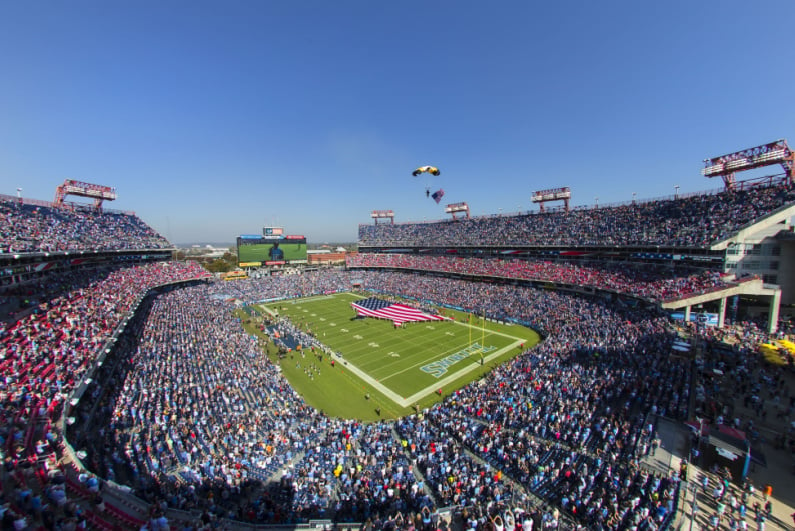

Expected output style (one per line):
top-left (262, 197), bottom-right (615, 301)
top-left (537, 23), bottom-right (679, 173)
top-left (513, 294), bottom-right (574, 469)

top-left (421, 343), bottom-right (497, 378)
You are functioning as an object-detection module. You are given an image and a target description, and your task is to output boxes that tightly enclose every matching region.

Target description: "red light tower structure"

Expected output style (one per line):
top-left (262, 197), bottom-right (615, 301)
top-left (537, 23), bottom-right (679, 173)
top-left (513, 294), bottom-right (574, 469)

top-left (445, 202), bottom-right (470, 220)
top-left (54, 179), bottom-right (117, 211)
top-left (702, 139), bottom-right (794, 190)
top-left (532, 187), bottom-right (571, 212)
top-left (371, 210), bottom-right (395, 225)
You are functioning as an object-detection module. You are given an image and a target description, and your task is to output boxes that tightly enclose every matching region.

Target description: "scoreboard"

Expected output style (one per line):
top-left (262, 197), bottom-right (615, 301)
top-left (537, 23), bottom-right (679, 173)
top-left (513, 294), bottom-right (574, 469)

top-left (237, 234), bottom-right (307, 266)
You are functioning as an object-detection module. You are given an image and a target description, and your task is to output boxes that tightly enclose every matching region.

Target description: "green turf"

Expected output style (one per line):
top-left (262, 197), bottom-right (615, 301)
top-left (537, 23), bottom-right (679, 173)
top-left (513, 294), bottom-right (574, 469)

top-left (240, 292), bottom-right (541, 421)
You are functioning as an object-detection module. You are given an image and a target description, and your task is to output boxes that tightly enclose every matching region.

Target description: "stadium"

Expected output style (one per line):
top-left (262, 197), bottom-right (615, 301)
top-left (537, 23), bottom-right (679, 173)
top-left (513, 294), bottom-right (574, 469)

top-left (2, 140), bottom-right (795, 531)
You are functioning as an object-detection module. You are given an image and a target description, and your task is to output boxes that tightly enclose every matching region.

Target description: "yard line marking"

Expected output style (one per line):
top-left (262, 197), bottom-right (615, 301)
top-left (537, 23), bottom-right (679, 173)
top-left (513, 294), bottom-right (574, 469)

top-left (335, 340), bottom-right (524, 408)
top-left (400, 340), bottom-right (523, 406)
top-left (378, 340), bottom-right (471, 382)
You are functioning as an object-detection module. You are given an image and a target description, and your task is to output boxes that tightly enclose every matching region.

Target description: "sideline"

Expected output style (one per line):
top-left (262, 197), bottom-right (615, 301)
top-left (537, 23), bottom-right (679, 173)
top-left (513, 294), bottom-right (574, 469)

top-left (261, 294), bottom-right (531, 408)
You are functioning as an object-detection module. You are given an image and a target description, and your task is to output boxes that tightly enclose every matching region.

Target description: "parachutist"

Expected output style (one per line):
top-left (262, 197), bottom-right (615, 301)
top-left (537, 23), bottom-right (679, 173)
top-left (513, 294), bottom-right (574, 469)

top-left (412, 165), bottom-right (440, 177)
top-left (414, 165), bottom-right (443, 202)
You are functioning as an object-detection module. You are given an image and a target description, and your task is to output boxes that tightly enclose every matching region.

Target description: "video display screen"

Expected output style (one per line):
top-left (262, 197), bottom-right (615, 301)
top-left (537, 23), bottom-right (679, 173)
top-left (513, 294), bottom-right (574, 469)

top-left (237, 236), bottom-right (307, 265)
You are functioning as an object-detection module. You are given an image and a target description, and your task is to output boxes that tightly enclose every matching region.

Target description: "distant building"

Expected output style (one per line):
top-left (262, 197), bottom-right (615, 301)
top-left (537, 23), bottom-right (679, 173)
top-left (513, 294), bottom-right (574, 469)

top-left (307, 249), bottom-right (347, 265)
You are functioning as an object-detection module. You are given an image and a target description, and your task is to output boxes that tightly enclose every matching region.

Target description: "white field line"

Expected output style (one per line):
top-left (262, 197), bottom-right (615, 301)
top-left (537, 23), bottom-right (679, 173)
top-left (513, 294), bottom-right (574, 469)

top-left (377, 337), bottom-right (469, 383)
top-left (338, 338), bottom-right (523, 409)
top-left (399, 340), bottom-right (523, 406)
top-left (258, 305), bottom-right (278, 318)
top-left (331, 354), bottom-right (407, 405)
top-left (267, 293), bottom-right (530, 408)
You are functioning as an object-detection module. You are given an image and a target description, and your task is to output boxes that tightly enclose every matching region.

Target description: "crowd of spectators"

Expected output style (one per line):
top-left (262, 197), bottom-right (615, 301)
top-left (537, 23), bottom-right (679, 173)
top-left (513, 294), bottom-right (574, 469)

top-left (2, 260), bottom-right (790, 529)
top-left (347, 254), bottom-right (727, 303)
top-left (0, 199), bottom-right (171, 254)
top-left (50, 269), bottom-right (696, 530)
top-left (358, 181), bottom-right (795, 248)
top-left (2, 178), bottom-right (792, 529)
top-left (1, 180), bottom-right (791, 529)
top-left (690, 319), bottom-right (795, 451)
top-left (0, 261), bottom-right (210, 529)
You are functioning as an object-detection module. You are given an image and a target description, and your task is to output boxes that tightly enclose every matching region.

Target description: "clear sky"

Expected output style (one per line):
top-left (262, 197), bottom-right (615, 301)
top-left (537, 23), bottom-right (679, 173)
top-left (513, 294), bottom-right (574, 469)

top-left (1, 1), bottom-right (794, 244)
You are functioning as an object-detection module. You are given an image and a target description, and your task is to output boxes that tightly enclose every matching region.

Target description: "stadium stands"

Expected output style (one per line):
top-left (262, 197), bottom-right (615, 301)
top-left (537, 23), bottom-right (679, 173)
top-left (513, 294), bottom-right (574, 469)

top-left (0, 261), bottom-right (210, 529)
top-left (358, 181), bottom-right (795, 248)
top-left (347, 253), bottom-right (728, 303)
top-left (57, 270), bottom-right (690, 529)
top-left (0, 197), bottom-right (171, 253)
top-left (2, 181), bottom-right (793, 530)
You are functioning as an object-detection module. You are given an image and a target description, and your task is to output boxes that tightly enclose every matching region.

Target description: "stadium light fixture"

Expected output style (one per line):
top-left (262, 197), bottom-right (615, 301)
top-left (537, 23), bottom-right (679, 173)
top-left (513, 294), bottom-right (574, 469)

top-left (674, 185), bottom-right (680, 199)
top-left (756, 149), bottom-right (786, 163)
top-left (701, 163), bottom-right (725, 176)
top-left (725, 158), bottom-right (749, 170)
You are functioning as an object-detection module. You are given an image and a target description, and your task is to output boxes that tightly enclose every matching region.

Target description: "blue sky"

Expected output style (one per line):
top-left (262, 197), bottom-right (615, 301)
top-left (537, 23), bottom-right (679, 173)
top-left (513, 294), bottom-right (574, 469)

top-left (1, 1), bottom-right (794, 244)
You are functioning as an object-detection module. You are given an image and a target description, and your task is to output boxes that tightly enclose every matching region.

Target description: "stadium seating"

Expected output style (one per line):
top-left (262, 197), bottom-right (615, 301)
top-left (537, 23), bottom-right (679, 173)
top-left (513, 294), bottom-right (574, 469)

top-left (53, 270), bottom-right (689, 529)
top-left (358, 181), bottom-right (795, 248)
top-left (0, 261), bottom-right (210, 529)
top-left (347, 253), bottom-right (728, 303)
top-left (3, 180), bottom-right (791, 530)
top-left (0, 199), bottom-right (171, 253)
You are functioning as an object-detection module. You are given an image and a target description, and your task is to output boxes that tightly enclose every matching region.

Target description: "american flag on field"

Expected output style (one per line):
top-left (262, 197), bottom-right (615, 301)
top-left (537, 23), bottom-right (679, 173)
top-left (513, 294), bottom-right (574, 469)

top-left (351, 297), bottom-right (447, 325)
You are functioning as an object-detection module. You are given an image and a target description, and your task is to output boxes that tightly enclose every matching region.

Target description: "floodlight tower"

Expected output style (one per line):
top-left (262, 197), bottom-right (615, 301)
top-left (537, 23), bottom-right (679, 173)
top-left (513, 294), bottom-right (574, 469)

top-left (531, 187), bottom-right (571, 212)
top-left (54, 179), bottom-right (117, 211)
top-left (445, 202), bottom-right (470, 220)
top-left (370, 210), bottom-right (395, 225)
top-left (702, 139), bottom-right (794, 190)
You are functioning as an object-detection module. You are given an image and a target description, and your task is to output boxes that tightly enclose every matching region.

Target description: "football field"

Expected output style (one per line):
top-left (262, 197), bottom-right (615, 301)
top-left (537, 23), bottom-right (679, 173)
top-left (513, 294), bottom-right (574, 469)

top-left (259, 292), bottom-right (540, 415)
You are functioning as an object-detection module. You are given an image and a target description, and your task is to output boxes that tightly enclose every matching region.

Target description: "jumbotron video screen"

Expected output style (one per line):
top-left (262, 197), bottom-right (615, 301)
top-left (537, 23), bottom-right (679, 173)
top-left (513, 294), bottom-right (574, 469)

top-left (237, 235), bottom-right (307, 266)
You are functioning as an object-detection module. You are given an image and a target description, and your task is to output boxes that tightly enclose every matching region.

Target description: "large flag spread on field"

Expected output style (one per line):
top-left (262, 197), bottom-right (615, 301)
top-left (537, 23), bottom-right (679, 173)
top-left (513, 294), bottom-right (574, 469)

top-left (352, 297), bottom-right (447, 325)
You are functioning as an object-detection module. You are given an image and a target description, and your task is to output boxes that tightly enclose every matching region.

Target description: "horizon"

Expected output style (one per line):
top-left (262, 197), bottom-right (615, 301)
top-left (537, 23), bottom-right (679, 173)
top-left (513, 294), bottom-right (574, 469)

top-left (5, 171), bottom-right (792, 247)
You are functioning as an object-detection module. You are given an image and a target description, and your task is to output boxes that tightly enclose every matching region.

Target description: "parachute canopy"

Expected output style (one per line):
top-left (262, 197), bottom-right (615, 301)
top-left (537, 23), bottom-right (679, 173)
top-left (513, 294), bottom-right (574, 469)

top-left (412, 165), bottom-right (440, 177)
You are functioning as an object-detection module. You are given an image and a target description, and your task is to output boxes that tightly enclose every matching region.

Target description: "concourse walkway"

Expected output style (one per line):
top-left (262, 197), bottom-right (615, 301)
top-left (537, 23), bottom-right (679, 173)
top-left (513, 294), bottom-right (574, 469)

top-left (643, 417), bottom-right (794, 530)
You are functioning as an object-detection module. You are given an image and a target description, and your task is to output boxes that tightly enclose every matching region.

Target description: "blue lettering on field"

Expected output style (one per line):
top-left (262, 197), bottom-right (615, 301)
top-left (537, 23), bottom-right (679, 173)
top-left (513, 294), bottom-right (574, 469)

top-left (420, 343), bottom-right (497, 378)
